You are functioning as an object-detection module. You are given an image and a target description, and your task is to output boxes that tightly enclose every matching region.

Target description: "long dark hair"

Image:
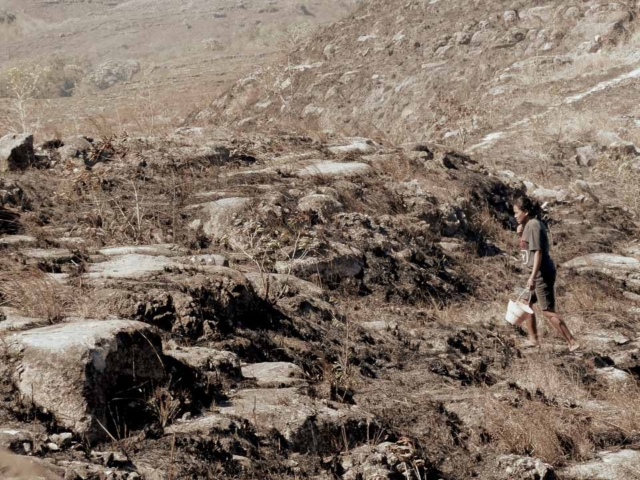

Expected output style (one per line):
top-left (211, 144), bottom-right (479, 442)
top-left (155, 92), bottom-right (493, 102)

top-left (514, 196), bottom-right (542, 220)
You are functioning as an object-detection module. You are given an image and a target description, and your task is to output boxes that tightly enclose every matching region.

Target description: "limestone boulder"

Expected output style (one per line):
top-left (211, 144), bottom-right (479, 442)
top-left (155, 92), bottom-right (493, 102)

top-left (561, 450), bottom-right (640, 479)
top-left (89, 60), bottom-right (140, 90)
top-left (165, 346), bottom-right (241, 377)
top-left (164, 413), bottom-right (240, 437)
top-left (244, 272), bottom-right (324, 299)
top-left (0, 134), bottom-right (34, 172)
top-left (531, 187), bottom-right (568, 203)
top-left (275, 243), bottom-right (364, 283)
top-left (497, 455), bottom-right (554, 480)
top-left (563, 253), bottom-right (640, 274)
top-left (327, 138), bottom-right (377, 155)
top-left (7, 320), bottom-right (165, 442)
top-left (595, 131), bottom-right (638, 156)
top-left (563, 253), bottom-right (640, 293)
top-left (196, 197), bottom-right (251, 238)
top-left (297, 194), bottom-right (343, 221)
top-left (86, 254), bottom-right (178, 280)
top-left (58, 136), bottom-right (93, 163)
top-left (296, 162), bottom-right (372, 178)
top-left (98, 244), bottom-right (184, 257)
top-left (0, 449), bottom-right (63, 480)
top-left (576, 145), bottom-right (598, 167)
top-left (218, 388), bottom-right (370, 453)
top-left (241, 362), bottom-right (307, 388)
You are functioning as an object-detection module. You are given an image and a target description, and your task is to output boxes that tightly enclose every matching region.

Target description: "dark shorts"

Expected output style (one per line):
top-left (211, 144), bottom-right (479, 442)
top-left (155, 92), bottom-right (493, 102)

top-left (530, 270), bottom-right (556, 311)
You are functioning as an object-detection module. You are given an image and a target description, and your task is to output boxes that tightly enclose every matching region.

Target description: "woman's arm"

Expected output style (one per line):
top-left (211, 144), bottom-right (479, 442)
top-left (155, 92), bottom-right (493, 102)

top-left (528, 250), bottom-right (542, 290)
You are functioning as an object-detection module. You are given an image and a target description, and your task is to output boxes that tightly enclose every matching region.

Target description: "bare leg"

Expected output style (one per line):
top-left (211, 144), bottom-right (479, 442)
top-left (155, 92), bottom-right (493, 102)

top-left (524, 311), bottom-right (539, 346)
top-left (542, 309), bottom-right (579, 350)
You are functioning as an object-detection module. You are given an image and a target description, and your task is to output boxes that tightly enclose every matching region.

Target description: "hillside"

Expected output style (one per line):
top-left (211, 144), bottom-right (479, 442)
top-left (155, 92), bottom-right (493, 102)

top-left (2, 1), bottom-right (640, 479)
top-left (0, 0), bottom-right (356, 135)
top-left (194, 0), bottom-right (640, 206)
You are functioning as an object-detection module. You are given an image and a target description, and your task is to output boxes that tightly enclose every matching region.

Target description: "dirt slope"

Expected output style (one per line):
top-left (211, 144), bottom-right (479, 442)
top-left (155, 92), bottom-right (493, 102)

top-left (193, 0), bottom-right (640, 205)
top-left (0, 0), bottom-right (357, 135)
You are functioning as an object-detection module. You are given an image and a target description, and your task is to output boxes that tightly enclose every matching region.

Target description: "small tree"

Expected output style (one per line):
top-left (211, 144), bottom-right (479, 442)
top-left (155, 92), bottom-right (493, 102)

top-left (276, 22), bottom-right (310, 118)
top-left (1, 66), bottom-right (48, 133)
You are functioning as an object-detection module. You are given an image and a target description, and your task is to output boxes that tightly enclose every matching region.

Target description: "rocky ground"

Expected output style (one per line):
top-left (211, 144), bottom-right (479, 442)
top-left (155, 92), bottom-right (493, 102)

top-left (0, 126), bottom-right (640, 479)
top-left (3, 0), bottom-right (640, 479)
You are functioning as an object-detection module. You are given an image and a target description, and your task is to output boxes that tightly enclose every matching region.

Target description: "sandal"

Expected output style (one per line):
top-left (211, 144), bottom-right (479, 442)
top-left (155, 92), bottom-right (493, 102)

top-left (569, 342), bottom-right (581, 352)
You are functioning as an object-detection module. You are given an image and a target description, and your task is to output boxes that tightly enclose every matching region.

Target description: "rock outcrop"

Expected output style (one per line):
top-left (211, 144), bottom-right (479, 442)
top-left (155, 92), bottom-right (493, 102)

top-left (8, 320), bottom-right (165, 442)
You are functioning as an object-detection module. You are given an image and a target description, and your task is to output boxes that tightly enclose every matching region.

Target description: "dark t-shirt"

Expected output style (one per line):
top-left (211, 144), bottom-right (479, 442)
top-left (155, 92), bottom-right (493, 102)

top-left (519, 219), bottom-right (555, 275)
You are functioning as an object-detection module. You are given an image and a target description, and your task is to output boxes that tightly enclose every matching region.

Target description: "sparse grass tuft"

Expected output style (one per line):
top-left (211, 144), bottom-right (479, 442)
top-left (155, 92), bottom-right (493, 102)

top-left (0, 267), bottom-right (71, 323)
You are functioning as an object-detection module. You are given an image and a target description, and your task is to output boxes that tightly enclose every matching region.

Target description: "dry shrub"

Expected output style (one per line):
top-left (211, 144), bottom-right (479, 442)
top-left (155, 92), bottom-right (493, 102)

top-left (483, 397), bottom-right (594, 464)
top-left (60, 166), bottom-right (180, 246)
top-left (0, 268), bottom-right (73, 322)
top-left (559, 276), bottom-right (625, 336)
top-left (507, 357), bottom-right (589, 405)
top-left (593, 383), bottom-right (640, 439)
top-left (592, 153), bottom-right (640, 216)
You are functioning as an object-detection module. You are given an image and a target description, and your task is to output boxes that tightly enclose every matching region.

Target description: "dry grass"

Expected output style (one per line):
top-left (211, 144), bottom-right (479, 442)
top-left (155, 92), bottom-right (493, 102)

top-left (147, 387), bottom-right (181, 429)
top-left (482, 396), bottom-right (594, 465)
top-left (0, 264), bottom-right (109, 321)
top-left (480, 347), bottom-right (640, 465)
top-left (593, 383), bottom-right (640, 440)
top-left (592, 153), bottom-right (640, 217)
top-left (507, 356), bottom-right (590, 405)
top-left (0, 268), bottom-right (73, 323)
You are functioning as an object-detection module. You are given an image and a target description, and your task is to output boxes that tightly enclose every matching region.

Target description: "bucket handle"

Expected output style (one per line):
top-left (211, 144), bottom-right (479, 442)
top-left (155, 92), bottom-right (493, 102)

top-left (515, 289), bottom-right (532, 304)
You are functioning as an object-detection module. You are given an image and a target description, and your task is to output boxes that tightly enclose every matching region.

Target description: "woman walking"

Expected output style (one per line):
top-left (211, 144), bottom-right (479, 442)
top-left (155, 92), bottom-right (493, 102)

top-left (514, 197), bottom-right (580, 351)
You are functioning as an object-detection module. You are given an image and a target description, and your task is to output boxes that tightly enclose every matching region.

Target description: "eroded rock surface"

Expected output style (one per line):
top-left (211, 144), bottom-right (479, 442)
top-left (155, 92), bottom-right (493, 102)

top-left (8, 320), bottom-right (165, 442)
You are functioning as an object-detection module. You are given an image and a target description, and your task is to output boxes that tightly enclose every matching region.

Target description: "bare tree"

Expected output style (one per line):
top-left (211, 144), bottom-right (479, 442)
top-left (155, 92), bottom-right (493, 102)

top-left (1, 66), bottom-right (47, 133)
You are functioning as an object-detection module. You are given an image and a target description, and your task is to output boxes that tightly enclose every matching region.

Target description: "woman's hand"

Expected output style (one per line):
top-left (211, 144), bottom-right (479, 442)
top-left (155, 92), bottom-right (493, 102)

top-left (517, 225), bottom-right (523, 236)
top-left (527, 277), bottom-right (535, 291)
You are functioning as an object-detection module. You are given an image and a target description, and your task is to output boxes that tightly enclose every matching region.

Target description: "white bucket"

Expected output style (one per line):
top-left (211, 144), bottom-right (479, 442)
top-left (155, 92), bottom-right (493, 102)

top-left (505, 290), bottom-right (533, 325)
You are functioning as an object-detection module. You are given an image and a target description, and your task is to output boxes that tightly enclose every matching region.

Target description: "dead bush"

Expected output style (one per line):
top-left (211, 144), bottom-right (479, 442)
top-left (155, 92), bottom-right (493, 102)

top-left (482, 397), bottom-right (594, 464)
top-left (0, 268), bottom-right (72, 323)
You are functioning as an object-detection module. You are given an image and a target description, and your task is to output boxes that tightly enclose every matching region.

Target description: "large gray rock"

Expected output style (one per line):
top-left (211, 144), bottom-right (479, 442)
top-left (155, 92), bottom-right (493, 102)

top-left (164, 413), bottom-right (239, 437)
top-left (0, 235), bottom-right (36, 246)
top-left (244, 272), bottom-right (324, 299)
top-left (98, 244), bottom-right (184, 257)
top-left (87, 254), bottom-right (178, 279)
top-left (22, 248), bottom-right (74, 263)
top-left (296, 162), bottom-right (372, 178)
top-left (218, 388), bottom-right (368, 453)
top-left (89, 60), bottom-right (140, 90)
top-left (241, 362), bottom-right (307, 388)
top-left (563, 253), bottom-right (640, 273)
top-left (576, 145), bottom-right (598, 167)
top-left (339, 441), bottom-right (429, 480)
top-left (58, 136), bottom-right (93, 162)
top-left (327, 138), bottom-right (377, 155)
top-left (0, 449), bottom-right (63, 480)
top-left (497, 454), bottom-right (554, 479)
top-left (195, 197), bottom-right (251, 238)
top-left (7, 320), bottom-right (165, 442)
top-left (0, 308), bottom-right (50, 333)
top-left (595, 131), bottom-right (638, 156)
top-left (561, 450), bottom-right (640, 479)
top-left (275, 243), bottom-right (364, 282)
top-left (0, 134), bottom-right (34, 172)
top-left (297, 194), bottom-right (343, 221)
top-left (165, 346), bottom-right (240, 376)
top-left (564, 253), bottom-right (640, 293)
top-left (531, 187), bottom-right (567, 203)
